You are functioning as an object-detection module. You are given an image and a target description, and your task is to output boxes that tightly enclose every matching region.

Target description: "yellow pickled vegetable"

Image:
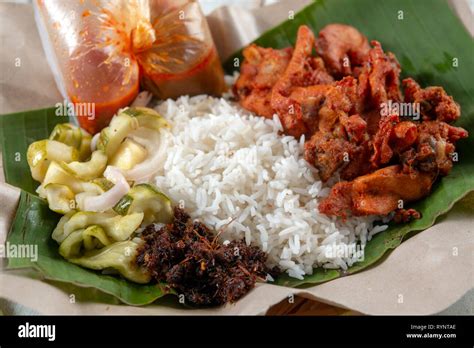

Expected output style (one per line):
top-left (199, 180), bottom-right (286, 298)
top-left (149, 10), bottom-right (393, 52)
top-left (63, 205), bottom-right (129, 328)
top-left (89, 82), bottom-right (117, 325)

top-left (27, 140), bottom-right (78, 182)
top-left (109, 138), bottom-right (147, 171)
top-left (67, 240), bottom-right (150, 284)
top-left (97, 113), bottom-right (139, 157)
top-left (65, 150), bottom-right (108, 180)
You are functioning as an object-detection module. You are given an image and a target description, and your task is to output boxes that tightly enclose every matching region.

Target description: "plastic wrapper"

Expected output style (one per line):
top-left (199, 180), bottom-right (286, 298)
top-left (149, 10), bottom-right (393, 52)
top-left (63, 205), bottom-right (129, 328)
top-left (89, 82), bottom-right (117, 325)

top-left (34, 0), bottom-right (225, 134)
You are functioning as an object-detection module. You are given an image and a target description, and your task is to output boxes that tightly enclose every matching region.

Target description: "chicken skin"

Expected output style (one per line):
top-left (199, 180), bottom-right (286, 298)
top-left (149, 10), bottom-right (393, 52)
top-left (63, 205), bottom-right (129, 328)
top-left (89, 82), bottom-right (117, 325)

top-left (319, 165), bottom-right (435, 217)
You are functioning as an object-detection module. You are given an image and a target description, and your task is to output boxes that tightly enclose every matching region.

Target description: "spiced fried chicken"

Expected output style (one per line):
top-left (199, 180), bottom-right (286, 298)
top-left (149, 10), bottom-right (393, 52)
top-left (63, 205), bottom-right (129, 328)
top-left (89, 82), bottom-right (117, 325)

top-left (234, 24), bottom-right (468, 222)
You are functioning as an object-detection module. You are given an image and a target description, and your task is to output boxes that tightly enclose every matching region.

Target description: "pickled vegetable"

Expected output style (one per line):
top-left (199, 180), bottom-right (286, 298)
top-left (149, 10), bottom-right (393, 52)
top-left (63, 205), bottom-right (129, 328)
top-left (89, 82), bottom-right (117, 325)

top-left (114, 183), bottom-right (172, 225)
top-left (91, 178), bottom-right (115, 192)
top-left (59, 229), bottom-right (85, 258)
top-left (59, 225), bottom-right (111, 258)
top-left (78, 129), bottom-right (93, 160)
top-left (80, 166), bottom-right (130, 213)
top-left (60, 211), bottom-right (144, 242)
top-left (49, 124), bottom-right (92, 160)
top-left (39, 183), bottom-right (75, 214)
top-left (109, 139), bottom-right (147, 171)
top-left (96, 113), bottom-right (139, 157)
top-left (27, 140), bottom-right (78, 182)
top-left (49, 123), bottom-right (83, 149)
top-left (67, 240), bottom-right (150, 284)
top-left (123, 127), bottom-right (169, 181)
top-left (82, 225), bottom-right (112, 251)
top-left (41, 161), bottom-right (86, 193)
top-left (122, 107), bottom-right (170, 131)
top-left (52, 211), bottom-right (77, 243)
top-left (65, 150), bottom-right (108, 180)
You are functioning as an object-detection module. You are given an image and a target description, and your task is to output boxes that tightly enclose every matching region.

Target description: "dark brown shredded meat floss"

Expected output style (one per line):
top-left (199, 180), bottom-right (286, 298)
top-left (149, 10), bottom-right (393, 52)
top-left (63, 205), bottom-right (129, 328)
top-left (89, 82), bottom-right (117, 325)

top-left (136, 207), bottom-right (280, 306)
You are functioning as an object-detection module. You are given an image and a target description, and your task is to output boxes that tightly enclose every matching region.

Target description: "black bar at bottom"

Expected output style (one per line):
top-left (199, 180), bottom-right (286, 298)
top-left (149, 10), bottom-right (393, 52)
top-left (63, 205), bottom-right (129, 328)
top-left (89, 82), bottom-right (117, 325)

top-left (0, 315), bottom-right (472, 345)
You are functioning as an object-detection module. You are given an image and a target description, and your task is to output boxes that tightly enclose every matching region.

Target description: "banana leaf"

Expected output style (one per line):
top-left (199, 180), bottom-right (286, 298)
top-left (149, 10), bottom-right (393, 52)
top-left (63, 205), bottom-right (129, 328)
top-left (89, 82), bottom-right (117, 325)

top-left (1, 0), bottom-right (473, 303)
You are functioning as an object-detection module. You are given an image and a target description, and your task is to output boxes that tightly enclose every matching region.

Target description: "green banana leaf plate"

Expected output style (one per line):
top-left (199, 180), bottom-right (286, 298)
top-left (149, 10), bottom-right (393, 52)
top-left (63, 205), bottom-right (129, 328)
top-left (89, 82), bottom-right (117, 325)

top-left (1, 0), bottom-right (473, 305)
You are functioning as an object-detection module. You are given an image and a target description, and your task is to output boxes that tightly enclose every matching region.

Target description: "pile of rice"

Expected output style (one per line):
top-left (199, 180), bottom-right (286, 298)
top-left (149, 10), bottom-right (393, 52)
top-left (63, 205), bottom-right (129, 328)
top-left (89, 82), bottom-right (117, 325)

top-left (151, 95), bottom-right (388, 279)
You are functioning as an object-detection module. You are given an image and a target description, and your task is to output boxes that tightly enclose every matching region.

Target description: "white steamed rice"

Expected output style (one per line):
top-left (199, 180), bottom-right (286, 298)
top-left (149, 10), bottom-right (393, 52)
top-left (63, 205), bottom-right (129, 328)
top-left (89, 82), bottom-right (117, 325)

top-left (149, 95), bottom-right (388, 279)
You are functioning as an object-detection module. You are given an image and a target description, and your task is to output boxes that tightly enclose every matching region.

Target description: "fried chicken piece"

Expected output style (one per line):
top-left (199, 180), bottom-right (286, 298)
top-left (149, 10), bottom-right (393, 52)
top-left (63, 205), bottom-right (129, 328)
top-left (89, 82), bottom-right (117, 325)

top-left (319, 165), bottom-right (435, 217)
top-left (316, 23), bottom-right (370, 78)
top-left (361, 109), bottom-right (382, 136)
top-left (351, 166), bottom-right (434, 215)
top-left (234, 25), bottom-right (469, 223)
top-left (333, 113), bottom-right (466, 217)
top-left (305, 132), bottom-right (354, 181)
top-left (418, 120), bottom-right (468, 144)
top-left (318, 181), bottom-right (353, 217)
top-left (339, 141), bottom-right (373, 181)
top-left (303, 84), bottom-right (372, 181)
top-left (371, 114), bottom-right (418, 167)
top-left (358, 41), bottom-right (402, 110)
top-left (271, 25), bottom-right (334, 137)
top-left (289, 76), bottom-right (361, 136)
top-left (400, 120), bottom-right (468, 176)
top-left (303, 75), bottom-right (369, 177)
top-left (340, 113), bottom-right (369, 143)
top-left (289, 84), bottom-right (331, 134)
top-left (233, 44), bottom-right (293, 118)
top-left (403, 78), bottom-right (461, 123)
top-left (308, 56), bottom-right (337, 86)
top-left (318, 76), bottom-right (362, 132)
top-left (305, 114), bottom-right (372, 182)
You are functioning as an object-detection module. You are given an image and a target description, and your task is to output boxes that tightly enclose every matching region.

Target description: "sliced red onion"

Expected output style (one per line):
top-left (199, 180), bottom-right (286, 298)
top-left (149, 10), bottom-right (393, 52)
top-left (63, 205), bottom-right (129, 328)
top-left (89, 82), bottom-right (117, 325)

top-left (90, 132), bottom-right (101, 152)
top-left (123, 129), bottom-right (169, 182)
top-left (81, 166), bottom-right (130, 212)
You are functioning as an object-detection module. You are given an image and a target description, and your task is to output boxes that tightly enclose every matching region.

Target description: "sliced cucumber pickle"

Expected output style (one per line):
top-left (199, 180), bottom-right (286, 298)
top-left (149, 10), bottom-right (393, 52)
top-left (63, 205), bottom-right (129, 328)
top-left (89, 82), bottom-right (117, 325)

top-left (114, 183), bottom-right (172, 225)
top-left (121, 107), bottom-right (170, 130)
top-left (65, 150), bottom-right (107, 180)
top-left (49, 123), bottom-right (82, 149)
top-left (97, 113), bottom-right (139, 157)
top-left (78, 128), bottom-right (92, 161)
top-left (52, 211), bottom-right (77, 244)
top-left (59, 224), bottom-right (111, 258)
top-left (59, 229), bottom-right (85, 258)
top-left (62, 211), bottom-right (144, 242)
top-left (42, 161), bottom-right (85, 193)
top-left (67, 240), bottom-right (150, 284)
top-left (49, 123), bottom-right (92, 161)
top-left (82, 225), bottom-right (112, 251)
top-left (27, 140), bottom-right (78, 182)
top-left (90, 178), bottom-right (114, 192)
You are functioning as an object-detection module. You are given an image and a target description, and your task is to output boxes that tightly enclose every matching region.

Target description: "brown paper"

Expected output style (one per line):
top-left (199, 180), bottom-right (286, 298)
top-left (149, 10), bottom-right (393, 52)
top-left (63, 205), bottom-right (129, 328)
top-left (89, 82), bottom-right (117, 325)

top-left (0, 1), bottom-right (473, 315)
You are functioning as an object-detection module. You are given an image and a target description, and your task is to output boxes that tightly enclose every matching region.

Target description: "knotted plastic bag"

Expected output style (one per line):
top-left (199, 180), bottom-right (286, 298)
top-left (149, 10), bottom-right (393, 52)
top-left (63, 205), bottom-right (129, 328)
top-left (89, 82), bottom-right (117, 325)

top-left (34, 0), bottom-right (225, 134)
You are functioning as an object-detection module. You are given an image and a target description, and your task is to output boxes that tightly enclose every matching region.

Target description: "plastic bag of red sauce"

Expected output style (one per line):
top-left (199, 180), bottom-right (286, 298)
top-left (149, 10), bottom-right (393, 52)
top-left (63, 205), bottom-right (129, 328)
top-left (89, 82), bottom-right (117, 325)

top-left (34, 0), bottom-right (225, 134)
